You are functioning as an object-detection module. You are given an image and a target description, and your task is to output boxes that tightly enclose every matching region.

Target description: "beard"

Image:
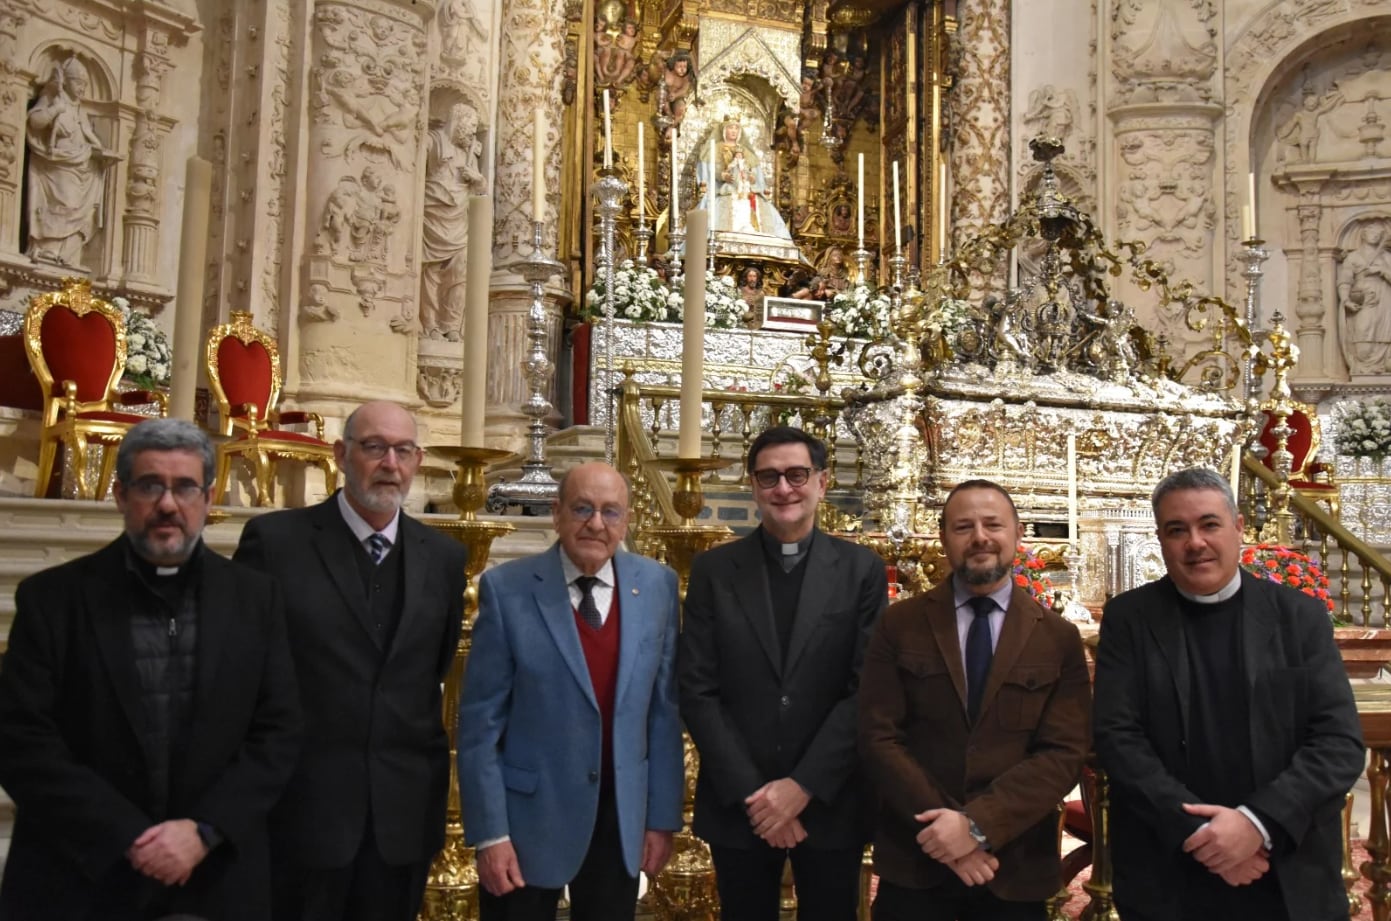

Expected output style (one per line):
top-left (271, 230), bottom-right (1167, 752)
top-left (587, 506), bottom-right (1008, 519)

top-left (346, 477), bottom-right (405, 515)
top-left (129, 521), bottom-right (201, 566)
top-left (954, 554), bottom-right (1011, 586)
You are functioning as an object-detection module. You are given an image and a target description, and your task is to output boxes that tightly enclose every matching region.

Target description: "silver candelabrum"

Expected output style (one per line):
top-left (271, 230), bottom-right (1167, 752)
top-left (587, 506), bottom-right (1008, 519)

top-left (486, 221), bottom-right (564, 514)
top-left (1241, 236), bottom-right (1269, 402)
top-left (593, 167), bottom-right (628, 464)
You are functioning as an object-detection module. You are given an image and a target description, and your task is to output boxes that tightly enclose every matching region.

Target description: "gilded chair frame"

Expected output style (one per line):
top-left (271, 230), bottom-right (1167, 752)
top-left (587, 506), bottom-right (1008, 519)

top-left (23, 279), bottom-right (168, 499)
top-left (204, 310), bottom-right (337, 506)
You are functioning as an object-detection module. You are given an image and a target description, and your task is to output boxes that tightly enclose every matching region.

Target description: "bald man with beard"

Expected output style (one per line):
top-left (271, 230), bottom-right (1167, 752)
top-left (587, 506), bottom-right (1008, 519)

top-left (235, 401), bottom-right (468, 921)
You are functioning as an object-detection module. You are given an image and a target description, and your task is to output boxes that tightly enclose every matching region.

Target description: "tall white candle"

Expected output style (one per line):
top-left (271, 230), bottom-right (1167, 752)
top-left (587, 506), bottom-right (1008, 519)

top-left (637, 121), bottom-right (645, 213)
top-left (857, 153), bottom-right (865, 249)
top-left (170, 156), bottom-right (211, 422)
top-left (679, 209), bottom-right (708, 459)
top-left (1066, 433), bottom-right (1078, 546)
top-left (708, 136), bottom-right (716, 203)
top-left (532, 110), bottom-right (545, 222)
top-left (1247, 171), bottom-right (1257, 239)
top-left (602, 89), bottom-right (613, 169)
top-left (892, 161), bottom-right (902, 252)
top-left (461, 196), bottom-right (492, 446)
top-left (670, 128), bottom-right (680, 227)
top-left (938, 160), bottom-right (949, 256)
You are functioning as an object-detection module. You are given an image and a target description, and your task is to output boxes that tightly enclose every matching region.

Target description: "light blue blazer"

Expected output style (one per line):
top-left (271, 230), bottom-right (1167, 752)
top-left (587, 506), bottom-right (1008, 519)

top-left (457, 544), bottom-right (684, 887)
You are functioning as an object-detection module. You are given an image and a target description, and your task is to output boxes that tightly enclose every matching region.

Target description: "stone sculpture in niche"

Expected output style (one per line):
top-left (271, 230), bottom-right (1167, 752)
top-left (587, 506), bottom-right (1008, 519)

top-left (1277, 84), bottom-right (1345, 163)
top-left (420, 102), bottom-right (485, 340)
top-left (1023, 86), bottom-right (1079, 145)
top-left (1338, 220), bottom-right (1391, 376)
top-left (25, 57), bottom-right (116, 268)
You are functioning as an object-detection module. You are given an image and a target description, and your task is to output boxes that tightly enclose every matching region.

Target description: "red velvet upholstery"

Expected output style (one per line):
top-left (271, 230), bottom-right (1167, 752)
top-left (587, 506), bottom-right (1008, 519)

top-left (1256, 407), bottom-right (1335, 490)
top-left (39, 307), bottom-right (118, 402)
top-left (75, 410), bottom-right (157, 424)
top-left (0, 336), bottom-right (42, 411)
top-left (229, 429), bottom-right (329, 447)
top-left (217, 337), bottom-right (274, 421)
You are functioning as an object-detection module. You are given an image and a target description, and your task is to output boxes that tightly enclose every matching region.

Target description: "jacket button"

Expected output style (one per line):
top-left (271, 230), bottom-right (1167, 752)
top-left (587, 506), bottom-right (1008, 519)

top-left (780, 695), bottom-right (791, 708)
top-left (588, 770), bottom-right (599, 783)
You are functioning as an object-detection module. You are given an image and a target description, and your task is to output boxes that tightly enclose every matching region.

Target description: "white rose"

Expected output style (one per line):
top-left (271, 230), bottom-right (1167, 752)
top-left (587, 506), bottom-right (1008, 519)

top-left (127, 333), bottom-right (147, 350)
top-left (127, 355), bottom-right (148, 374)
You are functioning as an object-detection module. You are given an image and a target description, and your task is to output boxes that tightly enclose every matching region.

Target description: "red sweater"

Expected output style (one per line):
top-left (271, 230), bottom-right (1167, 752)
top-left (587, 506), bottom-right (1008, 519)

top-left (574, 589), bottom-right (621, 790)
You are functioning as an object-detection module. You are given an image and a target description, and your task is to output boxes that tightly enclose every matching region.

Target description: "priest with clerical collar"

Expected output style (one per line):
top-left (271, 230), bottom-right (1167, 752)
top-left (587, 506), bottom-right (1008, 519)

top-left (1094, 466), bottom-right (1365, 921)
top-left (679, 426), bottom-right (888, 921)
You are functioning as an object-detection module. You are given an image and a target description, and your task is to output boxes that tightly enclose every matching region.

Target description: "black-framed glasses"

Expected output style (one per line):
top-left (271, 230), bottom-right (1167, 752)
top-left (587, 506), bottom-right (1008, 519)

top-left (751, 466), bottom-right (819, 489)
top-left (126, 476), bottom-right (208, 504)
top-left (347, 437), bottom-right (422, 461)
top-left (568, 504), bottom-right (625, 526)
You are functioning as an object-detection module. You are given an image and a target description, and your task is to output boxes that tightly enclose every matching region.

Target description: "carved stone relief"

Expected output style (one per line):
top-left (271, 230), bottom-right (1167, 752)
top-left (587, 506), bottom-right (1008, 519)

top-left (1335, 217), bottom-right (1391, 377)
top-left (438, 0), bottom-right (491, 90)
top-left (1272, 52), bottom-right (1389, 166)
top-left (1110, 0), bottom-right (1217, 104)
top-left (950, 0), bottom-right (1010, 246)
top-left (419, 100), bottom-right (486, 341)
top-left (1116, 130), bottom-right (1214, 259)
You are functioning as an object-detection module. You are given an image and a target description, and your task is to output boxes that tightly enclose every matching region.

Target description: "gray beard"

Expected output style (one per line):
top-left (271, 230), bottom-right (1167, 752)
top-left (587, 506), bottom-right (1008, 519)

top-left (956, 560), bottom-right (1010, 586)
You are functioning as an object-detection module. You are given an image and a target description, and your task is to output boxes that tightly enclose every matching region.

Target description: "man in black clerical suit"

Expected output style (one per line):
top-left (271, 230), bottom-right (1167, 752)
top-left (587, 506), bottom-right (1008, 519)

top-left (679, 426), bottom-right (887, 921)
top-left (235, 401), bottom-right (468, 921)
top-left (0, 418), bottom-right (301, 920)
top-left (1094, 466), bottom-right (1364, 921)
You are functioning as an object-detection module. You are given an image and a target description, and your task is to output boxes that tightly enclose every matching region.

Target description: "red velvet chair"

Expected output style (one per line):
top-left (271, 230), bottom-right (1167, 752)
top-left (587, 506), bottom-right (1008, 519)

top-left (1256, 403), bottom-right (1338, 512)
top-left (205, 310), bottom-right (337, 506)
top-left (22, 279), bottom-right (168, 499)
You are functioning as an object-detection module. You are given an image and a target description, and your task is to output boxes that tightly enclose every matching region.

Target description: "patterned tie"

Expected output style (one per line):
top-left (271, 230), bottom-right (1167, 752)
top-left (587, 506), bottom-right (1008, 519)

top-left (965, 595), bottom-right (995, 723)
top-left (575, 575), bottom-right (603, 630)
top-left (366, 532), bottom-right (391, 565)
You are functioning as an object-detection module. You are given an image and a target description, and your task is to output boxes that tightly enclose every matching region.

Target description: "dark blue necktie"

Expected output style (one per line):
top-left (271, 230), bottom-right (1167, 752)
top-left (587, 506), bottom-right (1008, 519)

top-left (965, 595), bottom-right (995, 723)
top-left (366, 532), bottom-right (390, 565)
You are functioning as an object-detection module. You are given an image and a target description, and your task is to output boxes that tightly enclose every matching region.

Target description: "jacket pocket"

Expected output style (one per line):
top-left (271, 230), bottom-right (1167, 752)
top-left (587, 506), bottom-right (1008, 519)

top-left (503, 762), bottom-right (539, 794)
top-left (996, 664), bottom-right (1061, 731)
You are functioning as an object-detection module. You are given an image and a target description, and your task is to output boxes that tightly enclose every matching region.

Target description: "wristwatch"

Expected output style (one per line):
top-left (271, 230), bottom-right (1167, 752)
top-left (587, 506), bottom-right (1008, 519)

top-left (967, 817), bottom-right (991, 851)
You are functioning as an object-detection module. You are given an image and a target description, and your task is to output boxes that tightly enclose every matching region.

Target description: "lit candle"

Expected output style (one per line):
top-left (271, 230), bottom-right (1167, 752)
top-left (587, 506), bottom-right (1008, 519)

top-left (602, 88), bottom-right (613, 169)
top-left (637, 121), bottom-right (645, 214)
top-left (1066, 433), bottom-right (1078, 546)
top-left (532, 110), bottom-right (545, 222)
top-left (708, 135), bottom-right (716, 204)
top-left (170, 156), bottom-right (211, 421)
top-left (857, 153), bottom-right (865, 249)
top-left (892, 161), bottom-right (902, 252)
top-left (670, 128), bottom-right (680, 226)
top-left (679, 209), bottom-right (708, 459)
top-left (461, 196), bottom-right (492, 447)
top-left (1246, 171), bottom-right (1257, 240)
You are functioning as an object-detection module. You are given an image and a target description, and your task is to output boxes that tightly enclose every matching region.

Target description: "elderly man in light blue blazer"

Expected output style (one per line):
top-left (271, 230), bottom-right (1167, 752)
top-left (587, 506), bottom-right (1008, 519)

top-left (457, 462), bottom-right (684, 921)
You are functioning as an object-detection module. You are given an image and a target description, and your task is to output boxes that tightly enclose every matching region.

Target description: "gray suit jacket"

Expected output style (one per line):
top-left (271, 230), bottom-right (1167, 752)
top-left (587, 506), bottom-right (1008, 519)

top-left (678, 528), bottom-right (887, 849)
top-left (1094, 571), bottom-right (1364, 921)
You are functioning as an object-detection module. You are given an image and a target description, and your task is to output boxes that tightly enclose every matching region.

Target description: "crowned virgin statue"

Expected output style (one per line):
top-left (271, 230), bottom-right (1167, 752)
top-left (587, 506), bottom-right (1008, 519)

top-left (701, 119), bottom-right (792, 243)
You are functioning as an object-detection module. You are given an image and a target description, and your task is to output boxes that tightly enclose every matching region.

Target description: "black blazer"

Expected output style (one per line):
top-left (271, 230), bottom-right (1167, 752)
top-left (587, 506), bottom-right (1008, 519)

top-left (235, 494), bottom-right (467, 867)
top-left (0, 538), bottom-right (301, 920)
top-left (1094, 571), bottom-right (1364, 921)
top-left (678, 529), bottom-right (887, 849)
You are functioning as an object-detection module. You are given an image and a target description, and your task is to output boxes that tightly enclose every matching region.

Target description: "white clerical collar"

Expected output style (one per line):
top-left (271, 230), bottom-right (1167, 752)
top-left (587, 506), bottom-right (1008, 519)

top-left (1174, 570), bottom-right (1243, 604)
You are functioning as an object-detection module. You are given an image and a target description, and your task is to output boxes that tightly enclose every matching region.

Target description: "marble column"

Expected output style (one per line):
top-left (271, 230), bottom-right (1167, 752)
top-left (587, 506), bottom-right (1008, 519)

top-left (0, 6), bottom-right (28, 255)
top-left (486, 0), bottom-right (568, 449)
top-left (287, 0), bottom-right (435, 414)
top-left (949, 0), bottom-right (1010, 245)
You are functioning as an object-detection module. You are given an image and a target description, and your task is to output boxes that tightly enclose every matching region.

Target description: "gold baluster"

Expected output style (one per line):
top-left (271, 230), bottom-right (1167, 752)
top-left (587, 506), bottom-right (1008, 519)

top-left (1363, 748), bottom-right (1390, 921)
top-left (1347, 791), bottom-right (1364, 918)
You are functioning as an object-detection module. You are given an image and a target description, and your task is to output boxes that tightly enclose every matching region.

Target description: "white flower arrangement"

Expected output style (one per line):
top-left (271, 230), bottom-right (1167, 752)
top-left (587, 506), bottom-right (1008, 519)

top-left (826, 285), bottom-right (892, 339)
top-left (925, 297), bottom-right (974, 349)
top-left (1336, 398), bottom-right (1391, 461)
top-left (581, 260), bottom-right (678, 324)
top-left (112, 297), bottom-right (172, 389)
top-left (583, 260), bottom-right (747, 330)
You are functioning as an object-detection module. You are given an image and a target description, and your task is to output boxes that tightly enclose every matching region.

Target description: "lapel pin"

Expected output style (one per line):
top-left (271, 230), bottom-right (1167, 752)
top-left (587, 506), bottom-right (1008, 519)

top-left (631, 587), bottom-right (640, 595)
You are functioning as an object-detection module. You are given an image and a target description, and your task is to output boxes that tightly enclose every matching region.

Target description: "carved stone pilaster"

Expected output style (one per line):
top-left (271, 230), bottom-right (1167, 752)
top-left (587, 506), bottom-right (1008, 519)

top-left (491, 0), bottom-right (566, 263)
top-left (122, 48), bottom-right (172, 287)
top-left (949, 0), bottom-right (1010, 246)
top-left (0, 6), bottom-right (28, 254)
top-left (417, 336), bottom-right (465, 408)
top-left (289, 0), bottom-right (433, 411)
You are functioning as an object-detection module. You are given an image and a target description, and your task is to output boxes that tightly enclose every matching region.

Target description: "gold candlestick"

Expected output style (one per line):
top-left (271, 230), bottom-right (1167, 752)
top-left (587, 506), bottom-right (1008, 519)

top-left (643, 455), bottom-right (730, 921)
top-left (421, 445), bottom-right (517, 921)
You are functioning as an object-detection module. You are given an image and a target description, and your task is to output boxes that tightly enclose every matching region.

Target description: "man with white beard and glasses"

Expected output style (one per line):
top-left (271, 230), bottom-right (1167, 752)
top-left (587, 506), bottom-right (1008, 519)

top-left (236, 401), bottom-right (468, 921)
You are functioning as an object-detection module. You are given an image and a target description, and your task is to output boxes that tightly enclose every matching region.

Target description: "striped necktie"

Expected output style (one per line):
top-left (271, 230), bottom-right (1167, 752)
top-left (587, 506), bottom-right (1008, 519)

top-left (366, 532), bottom-right (391, 564)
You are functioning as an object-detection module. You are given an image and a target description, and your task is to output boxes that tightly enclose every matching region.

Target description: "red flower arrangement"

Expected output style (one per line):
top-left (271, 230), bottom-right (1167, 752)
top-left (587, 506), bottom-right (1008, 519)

top-left (1239, 543), bottom-right (1336, 616)
top-left (1012, 545), bottom-right (1058, 610)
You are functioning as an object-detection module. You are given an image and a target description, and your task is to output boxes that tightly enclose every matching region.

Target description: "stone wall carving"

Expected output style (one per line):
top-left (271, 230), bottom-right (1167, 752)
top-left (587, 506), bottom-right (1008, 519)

top-left (1110, 0), bottom-right (1216, 104)
top-left (1335, 217), bottom-right (1391, 376)
top-left (950, 0), bottom-right (1010, 247)
top-left (438, 0), bottom-right (490, 89)
top-left (419, 100), bottom-right (486, 340)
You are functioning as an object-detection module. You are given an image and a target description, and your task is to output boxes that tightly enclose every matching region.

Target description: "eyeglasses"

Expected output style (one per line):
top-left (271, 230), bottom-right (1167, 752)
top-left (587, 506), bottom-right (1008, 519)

top-left (347, 438), bottom-right (422, 461)
top-left (568, 504), bottom-right (626, 526)
top-left (751, 466), bottom-right (819, 489)
top-left (125, 477), bottom-right (208, 504)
